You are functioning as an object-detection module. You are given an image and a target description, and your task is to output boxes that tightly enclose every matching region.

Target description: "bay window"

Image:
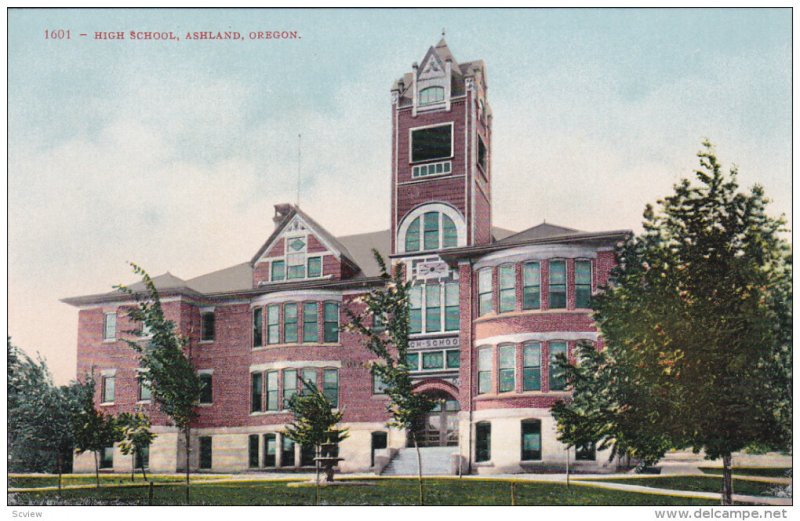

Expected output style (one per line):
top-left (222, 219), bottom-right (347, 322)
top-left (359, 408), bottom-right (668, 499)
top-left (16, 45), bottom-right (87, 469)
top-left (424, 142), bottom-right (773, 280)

top-left (498, 344), bottom-right (515, 393)
top-left (478, 268), bottom-right (493, 316)
top-left (499, 265), bottom-right (516, 313)
top-left (549, 260), bottom-right (567, 309)
top-left (522, 262), bottom-right (540, 310)
top-left (575, 260), bottom-right (592, 308)
top-left (477, 346), bottom-right (492, 394)
top-left (549, 341), bottom-right (568, 391)
top-left (523, 342), bottom-right (542, 391)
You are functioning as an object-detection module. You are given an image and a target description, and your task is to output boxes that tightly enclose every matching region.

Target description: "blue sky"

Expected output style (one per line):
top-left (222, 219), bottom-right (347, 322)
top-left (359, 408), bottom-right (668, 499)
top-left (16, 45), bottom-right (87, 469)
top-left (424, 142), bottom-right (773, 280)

top-left (8, 8), bottom-right (791, 382)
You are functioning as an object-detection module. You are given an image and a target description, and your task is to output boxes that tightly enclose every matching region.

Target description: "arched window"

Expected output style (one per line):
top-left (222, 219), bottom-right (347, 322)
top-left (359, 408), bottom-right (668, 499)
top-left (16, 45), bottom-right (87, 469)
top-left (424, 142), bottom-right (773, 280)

top-left (419, 86), bottom-right (445, 105)
top-left (404, 211), bottom-right (459, 252)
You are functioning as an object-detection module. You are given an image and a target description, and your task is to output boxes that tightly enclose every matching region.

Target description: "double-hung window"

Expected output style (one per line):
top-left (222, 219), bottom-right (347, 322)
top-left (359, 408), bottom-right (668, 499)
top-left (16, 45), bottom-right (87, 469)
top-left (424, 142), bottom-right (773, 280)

top-left (548, 260), bottom-right (567, 309)
top-left (199, 373), bottom-right (213, 404)
top-left (522, 262), bottom-right (541, 310)
top-left (266, 371), bottom-right (279, 411)
top-left (103, 312), bottom-right (116, 340)
top-left (271, 260), bottom-right (285, 282)
top-left (425, 285), bottom-right (441, 333)
top-left (444, 282), bottom-right (460, 331)
top-left (476, 422), bottom-right (491, 462)
top-left (199, 437), bottom-right (212, 469)
top-left (423, 212), bottom-right (440, 250)
top-left (302, 302), bottom-right (318, 343)
top-left (200, 311), bottom-right (215, 341)
top-left (549, 341), bottom-right (568, 391)
top-left (499, 265), bottom-right (516, 313)
top-left (248, 435), bottom-right (259, 468)
top-left (323, 369), bottom-right (339, 407)
top-left (478, 268), bottom-right (493, 316)
top-left (498, 344), bottom-right (516, 393)
top-left (267, 305), bottom-right (280, 344)
top-left (299, 368), bottom-right (316, 395)
top-left (521, 420), bottom-right (542, 461)
top-left (286, 237), bottom-right (306, 279)
top-left (283, 303), bottom-right (298, 343)
top-left (477, 347), bottom-right (492, 394)
top-left (307, 257), bottom-right (322, 278)
top-left (252, 308), bottom-right (263, 348)
top-left (575, 260), bottom-right (592, 308)
top-left (282, 369), bottom-right (297, 408)
top-left (102, 375), bottom-right (115, 403)
top-left (323, 303), bottom-right (339, 343)
top-left (251, 372), bottom-right (263, 412)
top-left (522, 342), bottom-right (542, 391)
top-left (409, 286), bottom-right (423, 334)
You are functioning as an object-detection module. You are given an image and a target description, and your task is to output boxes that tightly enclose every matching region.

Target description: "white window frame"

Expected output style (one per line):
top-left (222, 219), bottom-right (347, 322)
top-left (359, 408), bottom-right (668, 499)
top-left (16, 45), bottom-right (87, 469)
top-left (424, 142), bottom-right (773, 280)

top-left (408, 122), bottom-right (454, 165)
top-left (397, 203), bottom-right (466, 254)
top-left (103, 312), bottom-right (117, 341)
top-left (268, 233), bottom-right (325, 283)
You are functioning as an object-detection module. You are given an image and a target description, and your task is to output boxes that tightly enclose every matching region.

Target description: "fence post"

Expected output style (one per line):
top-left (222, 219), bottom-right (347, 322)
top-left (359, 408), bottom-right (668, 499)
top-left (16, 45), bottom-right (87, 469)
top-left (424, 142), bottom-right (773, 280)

top-left (148, 481), bottom-right (154, 506)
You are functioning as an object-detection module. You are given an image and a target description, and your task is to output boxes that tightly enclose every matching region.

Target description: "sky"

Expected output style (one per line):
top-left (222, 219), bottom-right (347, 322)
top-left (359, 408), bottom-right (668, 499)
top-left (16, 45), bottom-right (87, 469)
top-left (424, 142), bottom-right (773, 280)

top-left (8, 8), bottom-right (792, 384)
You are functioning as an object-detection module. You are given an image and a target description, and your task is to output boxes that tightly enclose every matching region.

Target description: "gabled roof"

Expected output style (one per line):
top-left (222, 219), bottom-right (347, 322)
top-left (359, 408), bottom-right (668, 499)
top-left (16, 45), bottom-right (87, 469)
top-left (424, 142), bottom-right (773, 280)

top-left (495, 222), bottom-right (581, 245)
top-left (249, 205), bottom-right (357, 269)
top-left (125, 272), bottom-right (189, 292)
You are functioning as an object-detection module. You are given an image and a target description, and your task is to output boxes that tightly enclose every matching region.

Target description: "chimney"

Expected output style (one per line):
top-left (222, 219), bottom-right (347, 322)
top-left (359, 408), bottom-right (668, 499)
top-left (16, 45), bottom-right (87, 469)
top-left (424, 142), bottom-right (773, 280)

top-left (411, 62), bottom-right (419, 117)
top-left (273, 203), bottom-right (293, 226)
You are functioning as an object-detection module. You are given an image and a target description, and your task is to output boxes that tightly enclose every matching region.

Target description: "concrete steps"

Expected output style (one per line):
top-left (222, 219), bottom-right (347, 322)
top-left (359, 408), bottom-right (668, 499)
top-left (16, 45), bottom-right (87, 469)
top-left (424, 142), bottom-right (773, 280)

top-left (381, 447), bottom-right (455, 476)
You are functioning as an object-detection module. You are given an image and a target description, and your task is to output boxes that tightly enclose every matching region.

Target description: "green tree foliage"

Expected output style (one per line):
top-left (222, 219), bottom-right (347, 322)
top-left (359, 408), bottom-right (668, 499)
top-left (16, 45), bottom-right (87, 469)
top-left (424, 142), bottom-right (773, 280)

top-left (8, 338), bottom-right (89, 491)
top-left (116, 262), bottom-right (202, 502)
top-left (345, 250), bottom-right (434, 505)
top-left (553, 142), bottom-right (792, 505)
top-left (72, 376), bottom-right (120, 488)
top-left (117, 411), bottom-right (156, 481)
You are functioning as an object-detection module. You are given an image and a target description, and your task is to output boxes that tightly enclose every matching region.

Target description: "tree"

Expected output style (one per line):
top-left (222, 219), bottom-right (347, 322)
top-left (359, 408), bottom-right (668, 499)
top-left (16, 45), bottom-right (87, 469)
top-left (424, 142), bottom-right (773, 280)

top-left (72, 376), bottom-right (120, 488)
top-left (553, 141), bottom-right (792, 505)
top-left (117, 411), bottom-right (156, 482)
top-left (117, 263), bottom-right (202, 503)
top-left (345, 251), bottom-right (434, 505)
top-left (283, 377), bottom-right (349, 503)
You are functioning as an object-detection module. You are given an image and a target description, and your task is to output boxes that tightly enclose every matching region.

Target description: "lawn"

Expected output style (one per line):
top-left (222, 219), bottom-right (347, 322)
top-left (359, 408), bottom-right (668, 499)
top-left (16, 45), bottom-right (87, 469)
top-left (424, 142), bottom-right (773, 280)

top-left (586, 476), bottom-right (783, 497)
top-left (700, 468), bottom-right (792, 478)
top-left (8, 478), bottom-right (723, 506)
top-left (9, 474), bottom-right (224, 489)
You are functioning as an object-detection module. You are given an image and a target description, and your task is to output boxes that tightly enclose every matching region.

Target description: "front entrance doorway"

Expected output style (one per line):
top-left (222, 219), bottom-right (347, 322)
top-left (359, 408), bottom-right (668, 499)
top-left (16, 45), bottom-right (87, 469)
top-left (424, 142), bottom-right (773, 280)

top-left (413, 391), bottom-right (460, 447)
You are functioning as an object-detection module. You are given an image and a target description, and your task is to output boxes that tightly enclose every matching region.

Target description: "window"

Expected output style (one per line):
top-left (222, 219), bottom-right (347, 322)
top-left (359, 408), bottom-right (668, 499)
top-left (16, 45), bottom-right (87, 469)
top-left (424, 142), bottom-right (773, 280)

top-left (266, 371), bottom-right (278, 411)
top-left (478, 268), bottom-right (493, 316)
top-left (323, 303), bottom-right (339, 343)
top-left (411, 124), bottom-right (452, 163)
top-left (100, 446), bottom-right (114, 469)
top-left (575, 260), bottom-right (592, 308)
top-left (301, 444), bottom-right (316, 467)
top-left (248, 435), bottom-right (259, 468)
top-left (423, 212), bottom-right (439, 250)
top-left (478, 347), bottom-right (492, 394)
top-left (478, 136), bottom-right (487, 172)
top-left (287, 237), bottom-right (307, 279)
top-left (280, 436), bottom-right (295, 467)
top-left (200, 311), bottom-right (215, 341)
top-left (372, 372), bottom-right (387, 394)
top-left (199, 436), bottom-right (212, 469)
top-left (102, 375), bottom-right (115, 403)
top-left (271, 260), bottom-right (285, 282)
top-left (412, 160), bottom-right (452, 178)
top-left (404, 212), bottom-right (459, 252)
top-left (549, 341), bottom-right (568, 391)
top-left (267, 305), bottom-right (280, 344)
top-left (323, 369), bottom-right (339, 407)
top-left (523, 342), bottom-right (542, 391)
top-left (307, 257), bottom-right (322, 278)
top-left (137, 374), bottom-right (152, 401)
top-left (103, 312), bottom-right (116, 340)
top-left (199, 373), bottom-right (213, 404)
top-left (476, 422), bottom-right (491, 462)
top-left (498, 344), bottom-right (516, 393)
top-left (406, 352), bottom-right (420, 371)
top-left (263, 433), bottom-right (276, 467)
top-left (444, 282), bottom-right (459, 331)
top-left (419, 86), bottom-right (444, 105)
top-left (522, 262), bottom-right (541, 310)
top-left (299, 368), bottom-right (316, 395)
top-left (499, 265), bottom-right (516, 313)
top-left (409, 286), bottom-right (422, 334)
top-left (425, 284), bottom-right (441, 333)
top-left (372, 312), bottom-right (386, 333)
top-left (521, 420), bottom-right (542, 461)
top-left (576, 442), bottom-right (596, 461)
top-left (252, 308), bottom-right (263, 348)
top-left (422, 351), bottom-right (444, 370)
top-left (135, 445), bottom-right (149, 470)
top-left (303, 302), bottom-right (318, 342)
top-left (283, 304), bottom-right (298, 343)
top-left (549, 260), bottom-right (567, 309)
top-left (251, 372), bottom-right (263, 413)
top-left (446, 349), bottom-right (460, 369)
top-left (282, 369), bottom-right (297, 408)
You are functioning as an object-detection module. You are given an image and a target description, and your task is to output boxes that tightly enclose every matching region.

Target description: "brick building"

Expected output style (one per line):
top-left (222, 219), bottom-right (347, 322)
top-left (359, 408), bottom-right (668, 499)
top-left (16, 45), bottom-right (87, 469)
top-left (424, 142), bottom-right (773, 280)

top-left (63, 39), bottom-right (629, 475)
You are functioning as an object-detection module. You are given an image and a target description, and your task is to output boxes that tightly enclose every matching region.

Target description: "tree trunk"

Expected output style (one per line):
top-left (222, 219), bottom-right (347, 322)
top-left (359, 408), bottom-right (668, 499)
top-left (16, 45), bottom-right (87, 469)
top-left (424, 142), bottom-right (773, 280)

top-left (412, 432), bottom-right (424, 506)
top-left (566, 448), bottom-right (570, 489)
top-left (57, 453), bottom-right (63, 495)
top-left (141, 457), bottom-right (148, 482)
top-left (132, 452), bottom-right (136, 482)
top-left (721, 453), bottom-right (734, 505)
top-left (184, 427), bottom-right (191, 505)
top-left (94, 451), bottom-right (100, 488)
top-left (314, 444), bottom-right (320, 506)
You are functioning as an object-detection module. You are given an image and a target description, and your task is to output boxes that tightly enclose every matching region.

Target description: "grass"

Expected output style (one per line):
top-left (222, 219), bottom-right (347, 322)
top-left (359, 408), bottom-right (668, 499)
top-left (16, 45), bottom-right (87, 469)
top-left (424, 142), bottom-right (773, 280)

top-left (699, 467), bottom-right (792, 478)
top-left (7, 478), bottom-right (724, 506)
top-left (9, 474), bottom-right (223, 489)
top-left (587, 476), bottom-right (783, 497)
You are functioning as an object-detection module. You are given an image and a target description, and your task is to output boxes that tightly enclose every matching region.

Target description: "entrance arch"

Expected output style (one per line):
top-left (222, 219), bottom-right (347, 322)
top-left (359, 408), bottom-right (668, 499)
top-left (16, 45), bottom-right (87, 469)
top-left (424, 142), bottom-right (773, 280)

top-left (412, 387), bottom-right (460, 447)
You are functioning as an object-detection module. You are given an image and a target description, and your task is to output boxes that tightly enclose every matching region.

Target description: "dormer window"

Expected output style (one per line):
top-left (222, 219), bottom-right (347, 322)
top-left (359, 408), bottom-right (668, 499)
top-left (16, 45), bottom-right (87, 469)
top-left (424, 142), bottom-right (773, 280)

top-left (287, 237), bottom-right (306, 280)
top-left (419, 86), bottom-right (445, 105)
